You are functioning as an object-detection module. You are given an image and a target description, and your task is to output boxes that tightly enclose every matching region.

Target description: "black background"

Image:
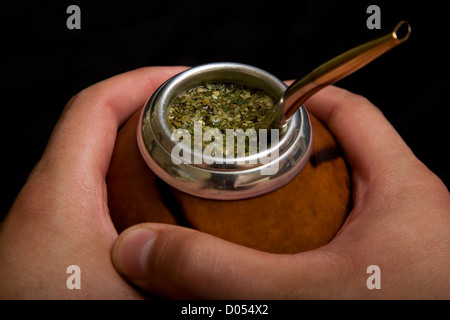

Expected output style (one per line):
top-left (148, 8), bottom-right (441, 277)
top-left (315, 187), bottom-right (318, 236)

top-left (1, 1), bottom-right (448, 218)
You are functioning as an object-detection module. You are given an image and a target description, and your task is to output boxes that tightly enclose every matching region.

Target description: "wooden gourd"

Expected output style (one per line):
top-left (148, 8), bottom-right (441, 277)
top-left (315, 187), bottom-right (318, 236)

top-left (106, 110), bottom-right (351, 254)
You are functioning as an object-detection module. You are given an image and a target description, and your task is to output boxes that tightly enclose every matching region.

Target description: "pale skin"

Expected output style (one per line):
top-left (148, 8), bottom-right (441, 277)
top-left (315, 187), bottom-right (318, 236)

top-left (0, 67), bottom-right (449, 299)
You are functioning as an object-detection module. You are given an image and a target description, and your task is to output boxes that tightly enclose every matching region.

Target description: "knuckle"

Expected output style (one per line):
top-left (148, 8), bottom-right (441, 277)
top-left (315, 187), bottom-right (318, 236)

top-left (155, 228), bottom-right (216, 276)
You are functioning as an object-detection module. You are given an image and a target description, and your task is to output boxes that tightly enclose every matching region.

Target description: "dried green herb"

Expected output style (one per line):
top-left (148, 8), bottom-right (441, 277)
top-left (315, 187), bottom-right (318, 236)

top-left (167, 82), bottom-right (275, 133)
top-left (166, 82), bottom-right (276, 157)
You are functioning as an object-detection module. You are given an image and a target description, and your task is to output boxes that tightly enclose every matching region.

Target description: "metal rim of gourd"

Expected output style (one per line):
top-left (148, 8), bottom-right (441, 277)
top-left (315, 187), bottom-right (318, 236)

top-left (136, 62), bottom-right (313, 200)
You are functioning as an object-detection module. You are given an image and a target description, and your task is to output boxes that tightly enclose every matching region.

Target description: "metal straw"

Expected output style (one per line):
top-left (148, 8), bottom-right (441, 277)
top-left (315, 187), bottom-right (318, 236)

top-left (263, 21), bottom-right (411, 129)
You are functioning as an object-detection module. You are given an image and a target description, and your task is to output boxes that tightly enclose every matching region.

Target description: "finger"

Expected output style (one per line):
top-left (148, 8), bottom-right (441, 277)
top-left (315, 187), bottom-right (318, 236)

top-left (304, 85), bottom-right (416, 184)
top-left (36, 66), bottom-right (188, 179)
top-left (111, 223), bottom-right (345, 299)
top-left (9, 67), bottom-right (187, 234)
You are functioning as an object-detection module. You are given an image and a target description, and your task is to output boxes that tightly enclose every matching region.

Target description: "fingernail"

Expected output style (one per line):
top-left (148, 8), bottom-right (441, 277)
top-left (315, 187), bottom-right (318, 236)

top-left (112, 228), bottom-right (157, 280)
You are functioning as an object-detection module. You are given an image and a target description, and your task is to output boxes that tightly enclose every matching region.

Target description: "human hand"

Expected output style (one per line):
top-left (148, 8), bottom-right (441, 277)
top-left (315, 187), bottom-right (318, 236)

top-left (0, 66), bottom-right (188, 299)
top-left (111, 85), bottom-right (450, 299)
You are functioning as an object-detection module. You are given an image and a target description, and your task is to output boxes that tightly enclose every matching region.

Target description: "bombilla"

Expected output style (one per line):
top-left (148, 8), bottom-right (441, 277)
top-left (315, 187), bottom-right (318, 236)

top-left (263, 20), bottom-right (411, 129)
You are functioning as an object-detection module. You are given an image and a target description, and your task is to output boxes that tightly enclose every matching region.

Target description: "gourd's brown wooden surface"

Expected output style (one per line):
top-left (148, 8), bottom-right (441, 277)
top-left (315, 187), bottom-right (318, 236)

top-left (106, 110), bottom-right (352, 254)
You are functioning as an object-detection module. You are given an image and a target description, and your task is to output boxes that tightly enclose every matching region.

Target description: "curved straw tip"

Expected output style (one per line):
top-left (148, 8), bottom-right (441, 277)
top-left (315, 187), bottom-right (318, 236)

top-left (393, 21), bottom-right (411, 42)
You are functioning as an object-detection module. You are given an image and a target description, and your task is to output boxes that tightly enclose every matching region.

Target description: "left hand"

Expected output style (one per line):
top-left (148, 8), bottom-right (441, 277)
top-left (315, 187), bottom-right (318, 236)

top-left (0, 66), bottom-right (187, 299)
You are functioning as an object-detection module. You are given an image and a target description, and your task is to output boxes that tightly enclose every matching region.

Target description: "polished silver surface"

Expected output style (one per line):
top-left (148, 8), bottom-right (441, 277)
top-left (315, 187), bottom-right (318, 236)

top-left (137, 62), bottom-right (313, 200)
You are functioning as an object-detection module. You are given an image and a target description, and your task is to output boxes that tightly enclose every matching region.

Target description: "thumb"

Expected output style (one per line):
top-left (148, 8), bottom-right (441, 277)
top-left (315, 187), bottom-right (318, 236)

top-left (111, 223), bottom-right (331, 299)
